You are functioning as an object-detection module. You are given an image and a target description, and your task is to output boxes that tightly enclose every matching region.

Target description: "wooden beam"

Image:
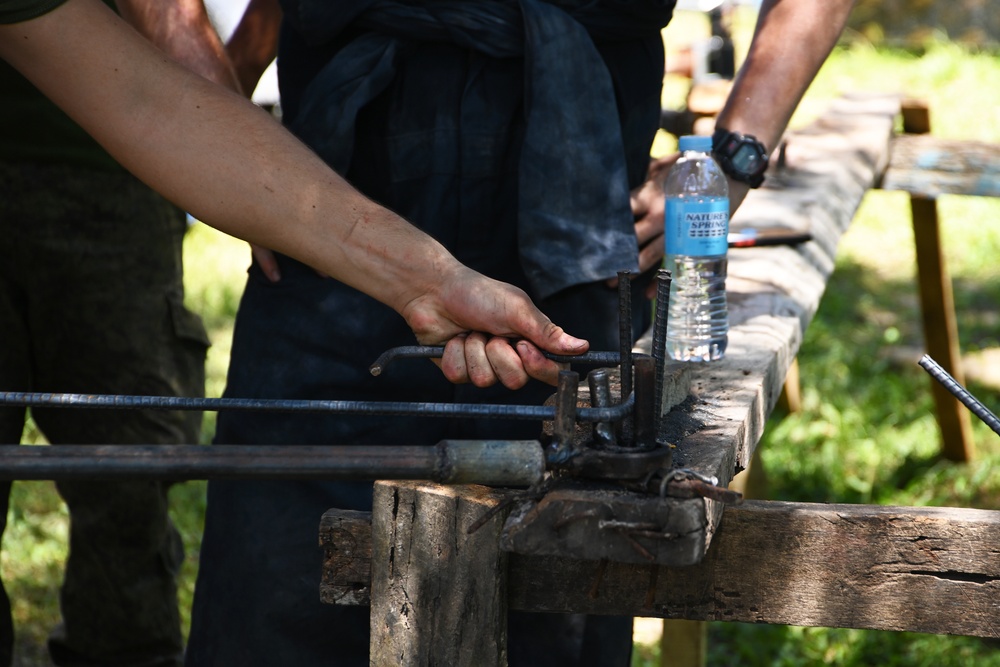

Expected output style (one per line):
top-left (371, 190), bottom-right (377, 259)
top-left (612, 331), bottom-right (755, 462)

top-left (323, 500), bottom-right (1000, 639)
top-left (881, 134), bottom-right (1000, 199)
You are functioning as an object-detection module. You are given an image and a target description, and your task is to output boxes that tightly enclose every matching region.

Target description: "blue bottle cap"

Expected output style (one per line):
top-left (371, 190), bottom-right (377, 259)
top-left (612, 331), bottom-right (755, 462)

top-left (678, 135), bottom-right (713, 153)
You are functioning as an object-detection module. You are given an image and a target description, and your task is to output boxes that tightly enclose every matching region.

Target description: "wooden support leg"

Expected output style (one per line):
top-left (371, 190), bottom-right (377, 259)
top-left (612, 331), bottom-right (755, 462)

top-left (776, 357), bottom-right (802, 414)
top-left (370, 480), bottom-right (511, 666)
top-left (658, 430), bottom-right (772, 667)
top-left (900, 100), bottom-right (975, 462)
top-left (910, 195), bottom-right (975, 461)
top-left (660, 619), bottom-right (707, 667)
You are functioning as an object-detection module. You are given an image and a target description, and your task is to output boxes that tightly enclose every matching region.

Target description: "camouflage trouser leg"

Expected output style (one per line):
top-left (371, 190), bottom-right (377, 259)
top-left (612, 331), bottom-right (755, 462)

top-left (0, 163), bottom-right (209, 667)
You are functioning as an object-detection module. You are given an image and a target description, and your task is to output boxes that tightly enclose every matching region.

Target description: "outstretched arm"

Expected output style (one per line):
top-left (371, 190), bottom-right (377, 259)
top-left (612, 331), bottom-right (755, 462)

top-left (630, 0), bottom-right (855, 276)
top-left (714, 0), bottom-right (856, 212)
top-left (0, 0), bottom-right (586, 387)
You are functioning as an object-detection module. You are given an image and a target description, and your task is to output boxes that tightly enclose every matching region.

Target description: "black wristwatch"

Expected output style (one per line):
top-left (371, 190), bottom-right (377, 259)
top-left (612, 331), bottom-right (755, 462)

top-left (712, 128), bottom-right (769, 188)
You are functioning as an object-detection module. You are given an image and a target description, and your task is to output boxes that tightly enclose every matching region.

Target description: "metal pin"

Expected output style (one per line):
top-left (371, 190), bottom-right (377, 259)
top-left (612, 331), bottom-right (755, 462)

top-left (549, 370), bottom-right (580, 463)
top-left (618, 270), bottom-right (633, 403)
top-left (633, 357), bottom-right (656, 450)
top-left (587, 369), bottom-right (616, 448)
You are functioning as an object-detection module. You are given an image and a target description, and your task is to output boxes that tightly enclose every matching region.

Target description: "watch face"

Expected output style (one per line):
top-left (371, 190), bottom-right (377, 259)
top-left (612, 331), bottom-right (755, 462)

top-left (731, 144), bottom-right (764, 174)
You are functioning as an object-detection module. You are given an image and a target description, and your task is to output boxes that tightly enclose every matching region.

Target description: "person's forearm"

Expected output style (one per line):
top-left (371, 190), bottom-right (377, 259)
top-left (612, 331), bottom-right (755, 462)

top-left (115, 0), bottom-right (240, 91)
top-left (226, 0), bottom-right (281, 98)
top-left (715, 0), bottom-right (856, 154)
top-left (0, 0), bottom-right (455, 316)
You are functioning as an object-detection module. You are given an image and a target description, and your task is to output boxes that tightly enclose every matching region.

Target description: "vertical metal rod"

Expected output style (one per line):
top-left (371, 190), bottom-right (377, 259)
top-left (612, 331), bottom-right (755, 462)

top-left (633, 357), bottom-right (656, 450)
top-left (617, 270), bottom-right (633, 446)
top-left (652, 269), bottom-right (672, 445)
top-left (587, 369), bottom-right (616, 448)
top-left (550, 370), bottom-right (581, 462)
top-left (918, 355), bottom-right (1000, 436)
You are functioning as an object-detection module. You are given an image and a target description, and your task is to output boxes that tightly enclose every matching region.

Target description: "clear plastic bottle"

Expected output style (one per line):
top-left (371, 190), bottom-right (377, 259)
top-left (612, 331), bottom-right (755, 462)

top-left (663, 135), bottom-right (730, 362)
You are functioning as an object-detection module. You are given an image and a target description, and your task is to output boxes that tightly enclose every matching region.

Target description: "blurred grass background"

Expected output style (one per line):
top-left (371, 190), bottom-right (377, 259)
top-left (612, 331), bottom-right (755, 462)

top-left (5, 6), bottom-right (1000, 666)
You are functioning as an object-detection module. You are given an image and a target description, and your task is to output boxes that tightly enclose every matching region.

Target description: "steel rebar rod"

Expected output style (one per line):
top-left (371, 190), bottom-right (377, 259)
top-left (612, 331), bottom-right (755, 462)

top-left (0, 391), bottom-right (634, 423)
top-left (652, 269), bottom-right (672, 445)
top-left (0, 441), bottom-right (546, 485)
top-left (368, 346), bottom-right (623, 376)
top-left (918, 355), bottom-right (1000, 436)
top-left (617, 270), bottom-right (633, 408)
top-left (617, 270), bottom-right (634, 446)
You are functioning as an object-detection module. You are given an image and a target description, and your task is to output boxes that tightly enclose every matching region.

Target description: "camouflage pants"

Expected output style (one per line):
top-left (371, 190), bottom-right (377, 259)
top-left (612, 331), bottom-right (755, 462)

top-left (0, 163), bottom-right (209, 667)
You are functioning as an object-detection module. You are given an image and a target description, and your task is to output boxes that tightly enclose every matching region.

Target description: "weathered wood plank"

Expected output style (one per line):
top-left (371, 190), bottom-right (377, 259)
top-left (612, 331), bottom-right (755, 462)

top-left (369, 481), bottom-right (510, 666)
top-left (501, 484), bottom-right (709, 566)
top-left (323, 500), bottom-right (1000, 638)
top-left (320, 509), bottom-right (373, 606)
top-left (882, 134), bottom-right (1000, 199)
top-left (500, 94), bottom-right (901, 567)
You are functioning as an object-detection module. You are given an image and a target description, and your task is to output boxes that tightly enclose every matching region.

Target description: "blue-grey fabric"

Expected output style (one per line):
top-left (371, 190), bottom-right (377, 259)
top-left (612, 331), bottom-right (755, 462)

top-left (284, 0), bottom-right (673, 299)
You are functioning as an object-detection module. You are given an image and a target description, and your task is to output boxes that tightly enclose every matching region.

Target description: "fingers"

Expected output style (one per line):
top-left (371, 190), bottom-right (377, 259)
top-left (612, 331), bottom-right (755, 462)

top-left (629, 176), bottom-right (666, 276)
top-left (515, 340), bottom-right (564, 386)
top-left (439, 333), bottom-right (564, 389)
top-left (637, 231), bottom-right (665, 273)
top-left (522, 319), bottom-right (588, 359)
top-left (646, 153), bottom-right (679, 182)
top-left (251, 243), bottom-right (282, 282)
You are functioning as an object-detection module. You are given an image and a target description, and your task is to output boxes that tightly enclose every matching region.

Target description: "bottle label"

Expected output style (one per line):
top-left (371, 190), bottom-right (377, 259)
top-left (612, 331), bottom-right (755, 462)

top-left (665, 198), bottom-right (729, 256)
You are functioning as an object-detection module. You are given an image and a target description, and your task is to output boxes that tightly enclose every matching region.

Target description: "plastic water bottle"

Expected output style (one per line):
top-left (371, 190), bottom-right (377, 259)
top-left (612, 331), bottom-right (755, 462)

top-left (663, 135), bottom-right (730, 362)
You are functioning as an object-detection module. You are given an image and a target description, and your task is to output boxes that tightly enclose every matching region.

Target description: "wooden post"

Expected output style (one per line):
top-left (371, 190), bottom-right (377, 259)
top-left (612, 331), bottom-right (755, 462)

top-left (369, 480), bottom-right (511, 666)
top-left (902, 100), bottom-right (975, 461)
top-left (660, 619), bottom-right (707, 667)
top-left (658, 440), bottom-right (770, 667)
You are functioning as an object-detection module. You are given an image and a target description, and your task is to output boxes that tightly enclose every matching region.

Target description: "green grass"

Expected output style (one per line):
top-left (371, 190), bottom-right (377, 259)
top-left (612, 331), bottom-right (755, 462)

top-left (4, 15), bottom-right (1000, 666)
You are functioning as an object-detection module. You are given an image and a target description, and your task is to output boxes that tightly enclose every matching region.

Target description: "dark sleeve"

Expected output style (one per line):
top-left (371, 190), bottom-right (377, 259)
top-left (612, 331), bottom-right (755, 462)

top-left (0, 0), bottom-right (68, 24)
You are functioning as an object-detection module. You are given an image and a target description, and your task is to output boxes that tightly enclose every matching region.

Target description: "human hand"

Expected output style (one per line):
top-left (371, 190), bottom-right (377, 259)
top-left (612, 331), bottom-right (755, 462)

top-left (630, 176), bottom-right (665, 275)
top-left (251, 244), bottom-right (333, 282)
top-left (400, 268), bottom-right (589, 389)
top-left (726, 177), bottom-right (750, 216)
top-left (608, 154), bottom-right (679, 298)
top-left (251, 244), bottom-right (282, 282)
